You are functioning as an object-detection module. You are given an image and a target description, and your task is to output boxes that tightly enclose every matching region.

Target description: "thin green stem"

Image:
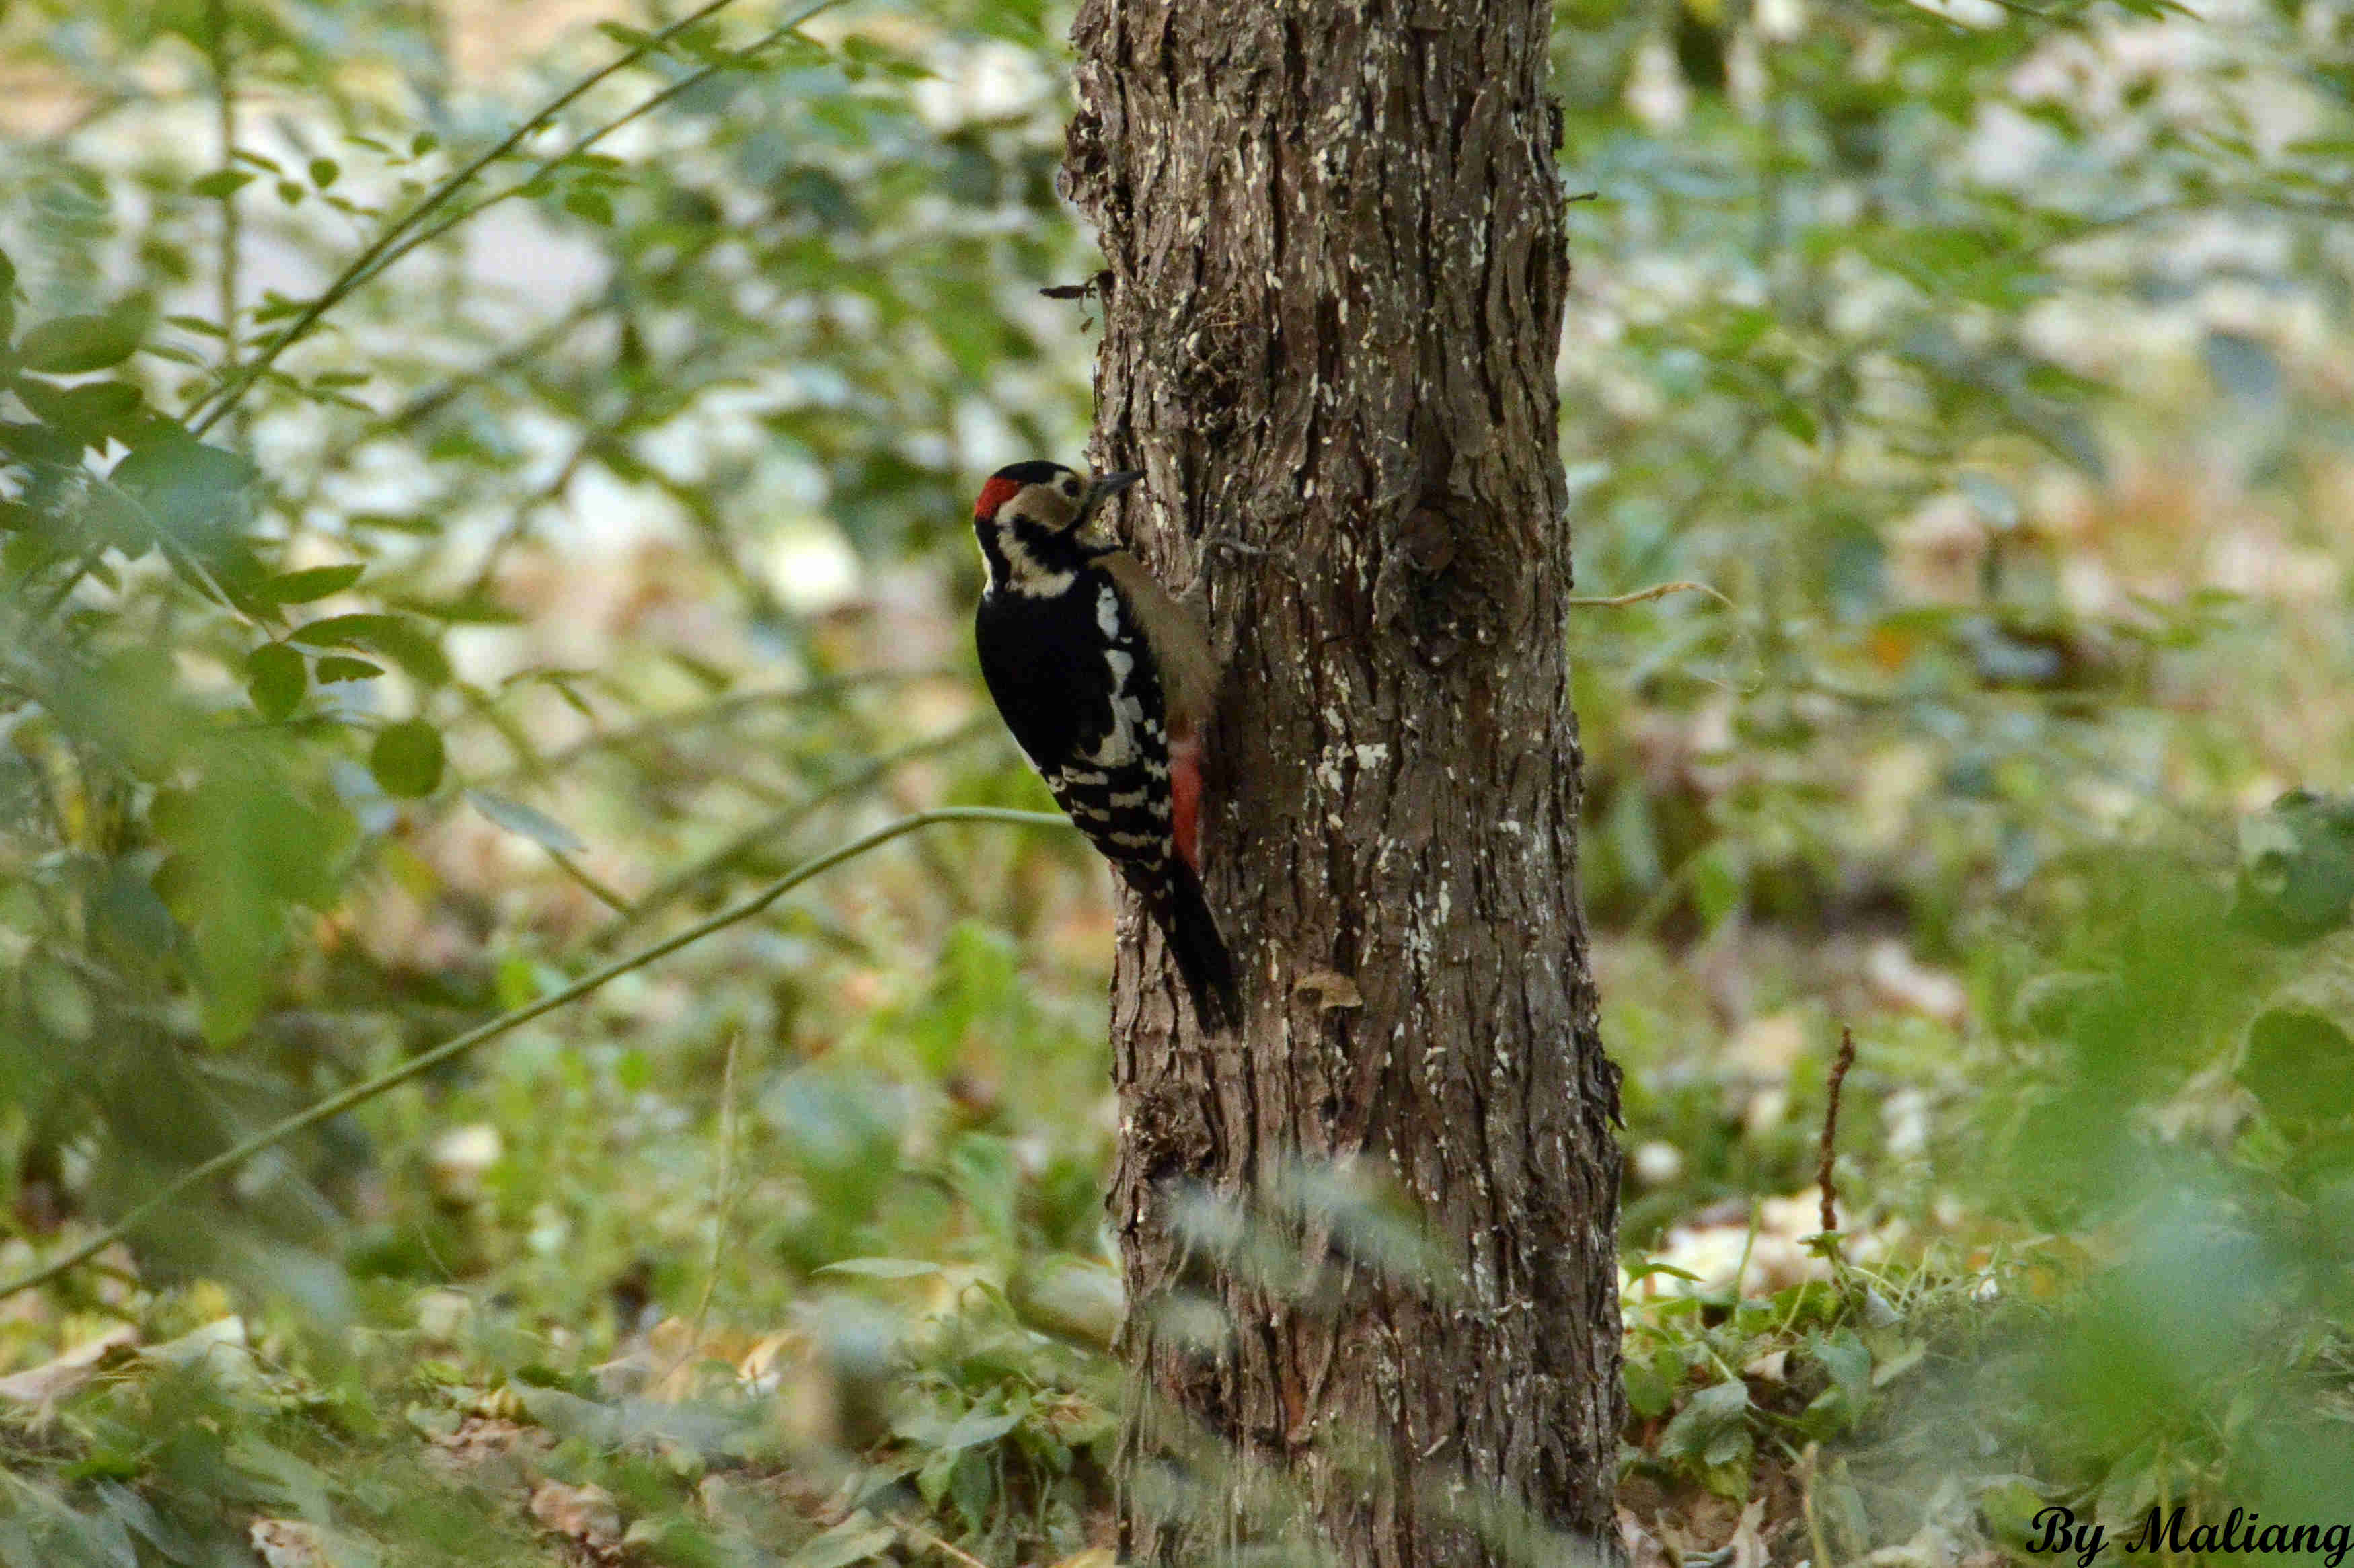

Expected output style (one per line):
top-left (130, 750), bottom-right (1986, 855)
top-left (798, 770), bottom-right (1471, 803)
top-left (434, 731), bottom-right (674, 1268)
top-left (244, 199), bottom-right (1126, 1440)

top-left (586, 716), bottom-right (997, 953)
top-left (1563, 580), bottom-right (1731, 612)
top-left (185, 0), bottom-right (762, 437)
top-left (665, 1026), bottom-right (743, 1389)
top-left (460, 400), bottom-right (637, 600)
top-left (504, 668), bottom-right (958, 783)
top-left (546, 847), bottom-right (632, 914)
top-left (371, 299), bottom-right (601, 434)
top-left (324, 3), bottom-right (841, 322)
top-left (205, 0), bottom-right (243, 445)
top-left (0, 806), bottom-right (1071, 1306)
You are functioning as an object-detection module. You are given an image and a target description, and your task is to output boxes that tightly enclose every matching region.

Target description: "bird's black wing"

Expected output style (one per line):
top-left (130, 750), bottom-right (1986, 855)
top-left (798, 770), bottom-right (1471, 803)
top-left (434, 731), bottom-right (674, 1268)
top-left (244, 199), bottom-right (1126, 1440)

top-left (974, 570), bottom-right (1172, 870)
top-left (975, 568), bottom-right (1238, 1027)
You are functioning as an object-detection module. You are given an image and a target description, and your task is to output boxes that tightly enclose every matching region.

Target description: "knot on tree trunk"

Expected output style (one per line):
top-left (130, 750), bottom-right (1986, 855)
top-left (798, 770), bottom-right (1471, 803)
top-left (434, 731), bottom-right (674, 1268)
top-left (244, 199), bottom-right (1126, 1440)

top-left (1374, 492), bottom-right (1525, 669)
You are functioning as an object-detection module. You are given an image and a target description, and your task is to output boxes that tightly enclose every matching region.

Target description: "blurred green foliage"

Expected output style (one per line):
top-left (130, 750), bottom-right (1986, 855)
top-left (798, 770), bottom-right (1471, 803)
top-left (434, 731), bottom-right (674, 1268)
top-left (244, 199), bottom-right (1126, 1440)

top-left (4, 0), bottom-right (2354, 1561)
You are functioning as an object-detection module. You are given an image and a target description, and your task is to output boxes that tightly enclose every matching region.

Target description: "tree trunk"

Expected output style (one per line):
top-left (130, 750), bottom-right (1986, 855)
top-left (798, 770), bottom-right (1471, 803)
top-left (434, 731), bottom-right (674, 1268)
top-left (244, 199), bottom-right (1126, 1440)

top-left (1064, 3), bottom-right (1624, 1566)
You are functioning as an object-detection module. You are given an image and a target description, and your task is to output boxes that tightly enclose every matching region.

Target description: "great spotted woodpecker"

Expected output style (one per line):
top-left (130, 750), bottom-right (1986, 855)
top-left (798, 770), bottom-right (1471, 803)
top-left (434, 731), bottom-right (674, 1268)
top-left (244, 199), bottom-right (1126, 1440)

top-left (971, 461), bottom-right (1240, 1029)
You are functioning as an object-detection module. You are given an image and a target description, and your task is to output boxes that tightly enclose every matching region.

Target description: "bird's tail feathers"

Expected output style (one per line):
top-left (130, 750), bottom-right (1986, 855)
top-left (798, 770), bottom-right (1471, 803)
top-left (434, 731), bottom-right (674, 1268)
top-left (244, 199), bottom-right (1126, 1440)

top-left (1140, 862), bottom-right (1240, 1031)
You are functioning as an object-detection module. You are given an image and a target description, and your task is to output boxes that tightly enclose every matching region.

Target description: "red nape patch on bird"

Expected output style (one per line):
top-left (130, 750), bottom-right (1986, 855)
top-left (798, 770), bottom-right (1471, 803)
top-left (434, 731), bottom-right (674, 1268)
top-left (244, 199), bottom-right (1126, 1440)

top-left (975, 476), bottom-right (1024, 519)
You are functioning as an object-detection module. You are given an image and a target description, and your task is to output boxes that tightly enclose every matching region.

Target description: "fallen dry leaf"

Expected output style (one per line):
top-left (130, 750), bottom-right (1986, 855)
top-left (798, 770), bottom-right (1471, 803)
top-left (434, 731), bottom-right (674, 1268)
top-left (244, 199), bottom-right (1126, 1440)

top-left (531, 1479), bottom-right (623, 1551)
top-left (1726, 1497), bottom-right (1768, 1568)
top-left (248, 1519), bottom-right (330, 1568)
top-left (0, 1323), bottom-right (138, 1409)
top-left (1617, 1507), bottom-right (1673, 1568)
top-left (427, 1413), bottom-right (547, 1471)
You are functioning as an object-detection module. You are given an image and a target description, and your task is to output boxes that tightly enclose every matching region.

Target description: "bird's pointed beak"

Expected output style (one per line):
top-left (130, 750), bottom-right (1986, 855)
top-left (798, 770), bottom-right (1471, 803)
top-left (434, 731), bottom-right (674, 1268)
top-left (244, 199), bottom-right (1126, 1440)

top-left (1079, 469), bottom-right (1145, 524)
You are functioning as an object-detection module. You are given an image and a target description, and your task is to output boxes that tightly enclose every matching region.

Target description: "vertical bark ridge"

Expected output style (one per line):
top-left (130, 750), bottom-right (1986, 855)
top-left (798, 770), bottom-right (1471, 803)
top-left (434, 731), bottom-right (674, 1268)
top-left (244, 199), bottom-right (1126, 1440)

top-left (1067, 2), bottom-right (1623, 1563)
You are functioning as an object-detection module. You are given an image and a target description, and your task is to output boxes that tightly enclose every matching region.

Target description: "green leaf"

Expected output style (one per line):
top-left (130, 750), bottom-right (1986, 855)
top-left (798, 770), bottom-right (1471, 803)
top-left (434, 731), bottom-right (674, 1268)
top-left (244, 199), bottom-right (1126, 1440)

top-left (563, 188), bottom-right (615, 225)
top-left (307, 157), bottom-right (340, 189)
top-left (1979, 1481), bottom-right (2050, 1551)
top-left (246, 643), bottom-right (305, 721)
top-left (112, 433), bottom-right (252, 493)
top-left (1771, 397), bottom-right (1819, 445)
top-left (1657, 1378), bottom-right (1749, 1460)
top-left (370, 720), bottom-right (445, 798)
top-left (595, 21), bottom-right (660, 50)
top-left (1714, 306), bottom-right (1775, 354)
top-left (1811, 1328), bottom-right (1872, 1415)
top-left (287, 613), bottom-right (405, 648)
top-left (1622, 1259), bottom-right (1704, 1284)
top-left (109, 433), bottom-right (256, 555)
top-left (19, 312), bottom-right (143, 373)
top-left (253, 290), bottom-right (311, 324)
top-left (191, 169), bottom-right (256, 199)
top-left (95, 1479), bottom-right (203, 1567)
top-left (153, 767), bottom-right (350, 1041)
top-left (932, 1405), bottom-right (1022, 1452)
top-left (781, 1514), bottom-right (897, 1568)
top-left (1702, 1419), bottom-right (1749, 1468)
top-left (815, 1257), bottom-right (940, 1279)
top-left (364, 618), bottom-right (452, 687)
top-left (0, 420), bottom-right (79, 465)
top-left (1623, 1358), bottom-right (1675, 1419)
top-left (26, 958), bottom-right (96, 1042)
top-left (468, 789), bottom-right (586, 854)
top-left (664, 20), bottom-right (733, 63)
top-left (916, 1450), bottom-right (957, 1508)
top-left (1690, 841), bottom-right (1746, 932)
top-left (315, 655), bottom-right (383, 684)
top-left (14, 377), bottom-right (143, 440)
top-left (251, 563), bottom-right (365, 604)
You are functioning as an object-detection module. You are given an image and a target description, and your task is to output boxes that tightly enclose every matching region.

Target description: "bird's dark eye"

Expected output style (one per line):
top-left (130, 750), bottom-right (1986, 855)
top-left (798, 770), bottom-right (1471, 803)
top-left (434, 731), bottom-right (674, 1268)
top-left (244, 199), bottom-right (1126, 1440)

top-left (1061, 477), bottom-right (1081, 497)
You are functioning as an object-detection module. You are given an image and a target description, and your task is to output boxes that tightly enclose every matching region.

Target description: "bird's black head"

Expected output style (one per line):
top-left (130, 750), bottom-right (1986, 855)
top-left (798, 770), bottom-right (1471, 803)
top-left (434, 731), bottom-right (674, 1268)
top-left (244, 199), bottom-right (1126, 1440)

top-left (971, 462), bottom-right (1142, 594)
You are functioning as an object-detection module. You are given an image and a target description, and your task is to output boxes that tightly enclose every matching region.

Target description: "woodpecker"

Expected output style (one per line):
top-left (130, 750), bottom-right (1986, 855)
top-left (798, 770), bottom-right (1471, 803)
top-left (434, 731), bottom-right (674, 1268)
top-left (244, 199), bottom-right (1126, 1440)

top-left (971, 460), bottom-right (1240, 1029)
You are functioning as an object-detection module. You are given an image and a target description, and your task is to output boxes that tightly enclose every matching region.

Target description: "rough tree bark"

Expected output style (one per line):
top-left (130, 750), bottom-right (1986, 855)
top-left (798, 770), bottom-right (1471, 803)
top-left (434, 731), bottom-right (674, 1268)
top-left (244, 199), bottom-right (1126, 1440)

top-left (1063, 3), bottom-right (1623, 1566)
